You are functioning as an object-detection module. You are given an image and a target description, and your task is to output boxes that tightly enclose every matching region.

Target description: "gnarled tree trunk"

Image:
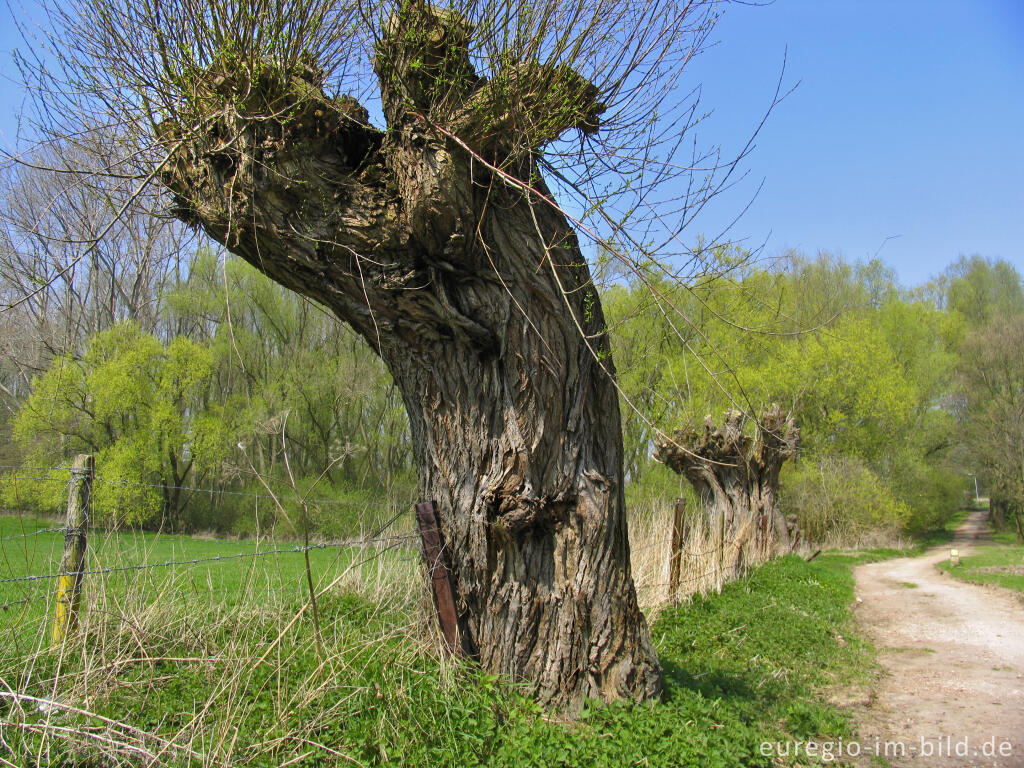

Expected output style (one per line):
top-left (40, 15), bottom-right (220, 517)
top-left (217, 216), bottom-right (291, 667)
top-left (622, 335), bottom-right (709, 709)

top-left (654, 407), bottom-right (799, 573)
top-left (156, 3), bottom-right (660, 708)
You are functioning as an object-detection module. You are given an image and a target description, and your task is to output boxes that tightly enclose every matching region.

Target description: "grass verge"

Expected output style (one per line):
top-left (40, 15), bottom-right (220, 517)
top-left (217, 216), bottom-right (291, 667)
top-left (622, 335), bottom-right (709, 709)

top-left (937, 545), bottom-right (1024, 595)
top-left (2, 516), bottom-right (886, 767)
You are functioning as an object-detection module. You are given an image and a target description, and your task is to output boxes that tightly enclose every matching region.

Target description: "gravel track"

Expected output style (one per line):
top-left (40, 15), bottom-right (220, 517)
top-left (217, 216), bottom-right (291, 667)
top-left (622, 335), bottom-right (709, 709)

top-left (850, 510), bottom-right (1024, 767)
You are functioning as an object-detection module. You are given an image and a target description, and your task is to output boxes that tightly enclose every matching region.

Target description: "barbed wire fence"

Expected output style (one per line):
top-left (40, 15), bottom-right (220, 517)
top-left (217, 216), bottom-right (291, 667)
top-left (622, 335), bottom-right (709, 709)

top-left (0, 458), bottom-right (429, 642)
top-left (0, 532), bottom-right (420, 588)
top-left (0, 455), bottom-right (438, 768)
top-left (1, 460), bottom-right (802, 639)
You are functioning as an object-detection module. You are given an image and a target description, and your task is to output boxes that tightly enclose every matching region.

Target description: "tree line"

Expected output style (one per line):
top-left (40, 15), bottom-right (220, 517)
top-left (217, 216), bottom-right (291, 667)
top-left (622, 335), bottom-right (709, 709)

top-left (3, 228), bottom-right (1021, 543)
top-left (0, 174), bottom-right (414, 534)
top-left (606, 252), bottom-right (1023, 543)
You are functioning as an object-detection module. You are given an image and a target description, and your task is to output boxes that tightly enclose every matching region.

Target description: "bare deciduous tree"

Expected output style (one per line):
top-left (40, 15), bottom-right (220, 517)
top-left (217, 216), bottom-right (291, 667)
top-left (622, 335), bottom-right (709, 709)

top-left (0, 138), bottom-right (191, 387)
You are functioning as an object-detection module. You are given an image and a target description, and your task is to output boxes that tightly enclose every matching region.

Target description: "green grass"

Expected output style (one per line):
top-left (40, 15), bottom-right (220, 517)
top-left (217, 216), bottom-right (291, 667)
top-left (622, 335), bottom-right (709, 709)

top-left (0, 514), bottom-right (416, 635)
top-left (990, 528), bottom-right (1021, 545)
top-left (937, 545), bottom-right (1024, 594)
top-left (910, 504), bottom-right (972, 551)
top-left (987, 507), bottom-right (1023, 545)
top-left (1, 515), bottom-right (886, 767)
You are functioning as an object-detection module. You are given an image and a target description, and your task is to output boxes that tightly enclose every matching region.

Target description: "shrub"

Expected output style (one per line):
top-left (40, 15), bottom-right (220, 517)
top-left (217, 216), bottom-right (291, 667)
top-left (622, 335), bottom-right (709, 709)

top-left (781, 455), bottom-right (910, 546)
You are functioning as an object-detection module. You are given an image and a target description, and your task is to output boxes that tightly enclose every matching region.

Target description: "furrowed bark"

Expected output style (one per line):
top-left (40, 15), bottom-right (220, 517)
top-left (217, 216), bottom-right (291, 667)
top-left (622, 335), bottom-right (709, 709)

top-left (156, 2), bottom-right (660, 709)
top-left (654, 407), bottom-right (799, 569)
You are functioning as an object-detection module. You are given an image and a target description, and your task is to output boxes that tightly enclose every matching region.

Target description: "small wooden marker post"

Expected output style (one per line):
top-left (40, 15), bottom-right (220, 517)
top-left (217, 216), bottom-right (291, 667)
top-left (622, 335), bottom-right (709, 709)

top-left (668, 498), bottom-right (686, 601)
top-left (414, 501), bottom-right (463, 656)
top-left (52, 453), bottom-right (93, 647)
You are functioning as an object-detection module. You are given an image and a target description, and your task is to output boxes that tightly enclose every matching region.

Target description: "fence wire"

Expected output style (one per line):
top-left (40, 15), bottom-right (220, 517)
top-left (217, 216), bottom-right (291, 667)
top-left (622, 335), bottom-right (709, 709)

top-left (0, 465), bottom-right (407, 509)
top-left (2, 462), bottom-right (792, 616)
top-left (0, 527), bottom-right (68, 543)
top-left (1, 475), bottom-right (419, 616)
top-left (0, 532), bottom-right (419, 586)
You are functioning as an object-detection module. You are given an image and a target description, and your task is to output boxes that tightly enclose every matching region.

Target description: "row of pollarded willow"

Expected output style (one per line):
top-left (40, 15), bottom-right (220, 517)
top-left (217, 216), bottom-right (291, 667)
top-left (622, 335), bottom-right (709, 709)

top-left (12, 0), bottom-right (758, 710)
top-left (655, 406), bottom-right (800, 574)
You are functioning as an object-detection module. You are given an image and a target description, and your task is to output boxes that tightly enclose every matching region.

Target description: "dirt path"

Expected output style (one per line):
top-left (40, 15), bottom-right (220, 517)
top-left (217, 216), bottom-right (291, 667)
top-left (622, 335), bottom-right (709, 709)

top-left (850, 510), bottom-right (1024, 767)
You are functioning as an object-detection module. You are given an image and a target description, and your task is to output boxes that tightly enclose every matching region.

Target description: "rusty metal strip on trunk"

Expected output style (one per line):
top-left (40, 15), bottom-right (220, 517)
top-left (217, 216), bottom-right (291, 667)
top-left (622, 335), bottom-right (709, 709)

top-left (414, 500), bottom-right (463, 657)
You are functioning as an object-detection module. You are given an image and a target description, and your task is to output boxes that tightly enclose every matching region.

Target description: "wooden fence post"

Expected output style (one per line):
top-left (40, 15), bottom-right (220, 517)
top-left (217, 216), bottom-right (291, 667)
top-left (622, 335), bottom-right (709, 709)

top-left (52, 453), bottom-right (93, 647)
top-left (789, 525), bottom-right (802, 553)
top-left (668, 498), bottom-right (686, 602)
top-left (414, 500), bottom-right (464, 657)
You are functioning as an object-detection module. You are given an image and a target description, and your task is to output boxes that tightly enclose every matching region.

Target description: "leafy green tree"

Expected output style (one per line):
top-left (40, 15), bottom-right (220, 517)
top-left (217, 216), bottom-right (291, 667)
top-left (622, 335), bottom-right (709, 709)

top-left (6, 323), bottom-right (239, 528)
top-left (937, 256), bottom-right (1024, 328)
top-left (957, 315), bottom-right (1024, 539)
top-left (764, 313), bottom-right (915, 461)
top-left (606, 253), bottom-right (964, 541)
top-left (167, 250), bottom-right (413, 495)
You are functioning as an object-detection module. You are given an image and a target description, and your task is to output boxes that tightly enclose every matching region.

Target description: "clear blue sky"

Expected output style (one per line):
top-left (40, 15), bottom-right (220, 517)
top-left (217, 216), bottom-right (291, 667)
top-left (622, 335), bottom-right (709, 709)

top-left (681, 0), bottom-right (1024, 288)
top-left (1, 0), bottom-right (1021, 289)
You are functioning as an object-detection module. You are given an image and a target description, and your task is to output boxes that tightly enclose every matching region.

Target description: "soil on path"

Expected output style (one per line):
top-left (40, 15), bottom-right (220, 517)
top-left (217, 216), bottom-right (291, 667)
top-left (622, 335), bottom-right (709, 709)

top-left (850, 510), bottom-right (1024, 767)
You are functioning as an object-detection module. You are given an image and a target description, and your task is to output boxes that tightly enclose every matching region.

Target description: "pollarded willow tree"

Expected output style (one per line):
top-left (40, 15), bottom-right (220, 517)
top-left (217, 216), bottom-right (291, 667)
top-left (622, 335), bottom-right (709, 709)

top-left (654, 407), bottom-right (799, 569)
top-left (11, 0), bottom-right (769, 708)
